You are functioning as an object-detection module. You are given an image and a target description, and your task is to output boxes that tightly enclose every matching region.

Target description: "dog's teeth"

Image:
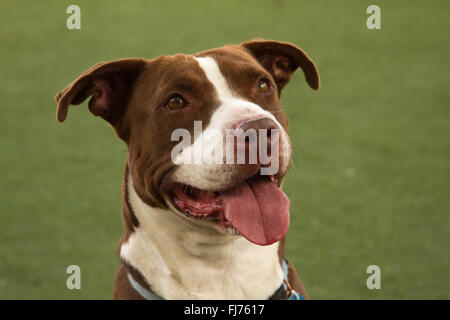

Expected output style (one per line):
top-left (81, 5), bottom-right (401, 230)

top-left (225, 227), bottom-right (240, 236)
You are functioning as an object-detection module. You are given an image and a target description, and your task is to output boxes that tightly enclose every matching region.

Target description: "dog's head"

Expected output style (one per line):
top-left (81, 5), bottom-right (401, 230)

top-left (56, 39), bottom-right (319, 246)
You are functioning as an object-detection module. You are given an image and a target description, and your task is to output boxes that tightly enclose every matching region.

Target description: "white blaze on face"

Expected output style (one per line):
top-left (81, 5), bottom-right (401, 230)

top-left (170, 56), bottom-right (291, 191)
top-left (196, 56), bottom-right (235, 100)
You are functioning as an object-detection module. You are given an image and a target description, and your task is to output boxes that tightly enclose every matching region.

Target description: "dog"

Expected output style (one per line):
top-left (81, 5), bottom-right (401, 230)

top-left (55, 39), bottom-right (319, 300)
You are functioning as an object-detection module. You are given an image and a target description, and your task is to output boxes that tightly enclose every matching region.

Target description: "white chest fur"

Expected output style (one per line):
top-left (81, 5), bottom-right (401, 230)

top-left (120, 175), bottom-right (284, 300)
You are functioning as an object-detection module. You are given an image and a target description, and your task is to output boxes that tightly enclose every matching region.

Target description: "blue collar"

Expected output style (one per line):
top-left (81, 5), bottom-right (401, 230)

top-left (127, 272), bottom-right (164, 300)
top-left (281, 259), bottom-right (305, 300)
top-left (128, 258), bottom-right (304, 300)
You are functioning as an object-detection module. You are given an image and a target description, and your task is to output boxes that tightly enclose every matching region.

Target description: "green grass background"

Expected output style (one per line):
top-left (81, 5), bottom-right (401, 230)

top-left (0, 0), bottom-right (448, 299)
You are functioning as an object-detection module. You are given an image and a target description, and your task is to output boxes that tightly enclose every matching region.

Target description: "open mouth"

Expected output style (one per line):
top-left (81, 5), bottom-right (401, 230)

top-left (164, 171), bottom-right (290, 246)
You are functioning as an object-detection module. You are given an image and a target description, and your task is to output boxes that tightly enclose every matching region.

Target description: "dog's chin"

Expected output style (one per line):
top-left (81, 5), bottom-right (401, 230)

top-left (165, 199), bottom-right (241, 237)
top-left (161, 168), bottom-right (290, 246)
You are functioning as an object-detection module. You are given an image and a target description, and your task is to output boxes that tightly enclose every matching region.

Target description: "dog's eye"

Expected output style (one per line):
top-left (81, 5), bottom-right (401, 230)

top-left (167, 94), bottom-right (187, 110)
top-left (256, 78), bottom-right (271, 93)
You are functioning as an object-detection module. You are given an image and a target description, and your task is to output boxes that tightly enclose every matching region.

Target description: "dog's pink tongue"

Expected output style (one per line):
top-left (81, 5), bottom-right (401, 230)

top-left (221, 176), bottom-right (290, 246)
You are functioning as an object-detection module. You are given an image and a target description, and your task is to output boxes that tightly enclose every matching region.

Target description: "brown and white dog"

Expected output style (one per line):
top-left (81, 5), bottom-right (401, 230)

top-left (55, 39), bottom-right (319, 300)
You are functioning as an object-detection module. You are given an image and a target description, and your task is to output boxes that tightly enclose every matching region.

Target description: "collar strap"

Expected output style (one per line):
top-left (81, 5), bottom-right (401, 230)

top-left (127, 273), bottom-right (163, 300)
top-left (281, 259), bottom-right (304, 300)
top-left (127, 258), bottom-right (304, 300)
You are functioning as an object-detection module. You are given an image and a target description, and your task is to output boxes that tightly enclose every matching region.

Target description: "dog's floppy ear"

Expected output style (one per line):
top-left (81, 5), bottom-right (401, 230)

top-left (241, 39), bottom-right (320, 93)
top-left (55, 58), bottom-right (146, 125)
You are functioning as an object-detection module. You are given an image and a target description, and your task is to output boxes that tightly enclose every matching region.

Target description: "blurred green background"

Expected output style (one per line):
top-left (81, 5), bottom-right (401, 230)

top-left (0, 0), bottom-right (448, 299)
